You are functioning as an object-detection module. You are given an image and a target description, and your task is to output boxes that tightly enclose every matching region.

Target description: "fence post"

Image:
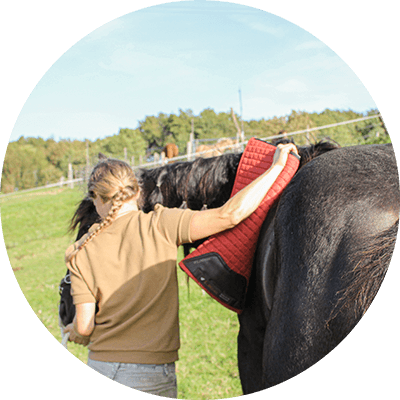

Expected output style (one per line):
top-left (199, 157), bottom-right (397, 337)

top-left (188, 121), bottom-right (195, 161)
top-left (68, 163), bottom-right (74, 189)
top-left (85, 139), bottom-right (90, 183)
top-left (187, 141), bottom-right (193, 161)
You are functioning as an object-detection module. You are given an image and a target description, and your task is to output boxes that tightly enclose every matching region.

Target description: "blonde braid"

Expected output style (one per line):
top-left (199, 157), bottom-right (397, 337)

top-left (66, 158), bottom-right (138, 263)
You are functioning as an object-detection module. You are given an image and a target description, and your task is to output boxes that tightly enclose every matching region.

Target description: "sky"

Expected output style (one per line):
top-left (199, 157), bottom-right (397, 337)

top-left (8, 0), bottom-right (377, 142)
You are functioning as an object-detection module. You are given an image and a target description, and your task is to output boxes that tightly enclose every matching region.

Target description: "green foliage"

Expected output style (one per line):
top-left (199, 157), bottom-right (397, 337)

top-left (196, 109), bottom-right (238, 140)
top-left (93, 128), bottom-right (148, 164)
top-left (2, 108), bottom-right (388, 194)
top-left (2, 140), bottom-right (63, 192)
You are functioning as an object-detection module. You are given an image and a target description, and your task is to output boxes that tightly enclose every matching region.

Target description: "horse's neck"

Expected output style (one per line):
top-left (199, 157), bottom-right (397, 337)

top-left (137, 153), bottom-right (242, 212)
top-left (135, 140), bottom-right (341, 213)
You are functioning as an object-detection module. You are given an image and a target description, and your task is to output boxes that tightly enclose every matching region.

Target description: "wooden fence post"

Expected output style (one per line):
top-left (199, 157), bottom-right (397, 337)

top-left (68, 163), bottom-right (74, 189)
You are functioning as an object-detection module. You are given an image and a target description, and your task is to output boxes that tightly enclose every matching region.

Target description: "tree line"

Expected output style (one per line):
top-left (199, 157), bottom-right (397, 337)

top-left (1, 108), bottom-right (389, 193)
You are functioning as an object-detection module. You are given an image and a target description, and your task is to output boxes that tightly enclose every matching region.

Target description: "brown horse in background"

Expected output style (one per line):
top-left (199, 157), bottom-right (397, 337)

top-left (162, 143), bottom-right (179, 161)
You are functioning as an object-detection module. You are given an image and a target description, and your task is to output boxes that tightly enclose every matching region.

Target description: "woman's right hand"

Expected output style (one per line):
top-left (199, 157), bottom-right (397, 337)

top-left (64, 323), bottom-right (91, 346)
top-left (272, 143), bottom-right (299, 168)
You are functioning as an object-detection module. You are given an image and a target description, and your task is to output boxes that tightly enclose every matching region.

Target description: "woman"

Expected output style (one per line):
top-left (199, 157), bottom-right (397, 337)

top-left (64, 143), bottom-right (298, 397)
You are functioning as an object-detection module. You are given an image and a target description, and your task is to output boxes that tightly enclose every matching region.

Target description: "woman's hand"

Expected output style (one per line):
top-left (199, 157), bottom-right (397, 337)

top-left (63, 303), bottom-right (95, 346)
top-left (63, 323), bottom-right (91, 346)
top-left (272, 143), bottom-right (299, 168)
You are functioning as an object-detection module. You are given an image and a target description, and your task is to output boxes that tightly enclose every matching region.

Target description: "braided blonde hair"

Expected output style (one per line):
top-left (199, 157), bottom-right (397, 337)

top-left (66, 158), bottom-right (139, 263)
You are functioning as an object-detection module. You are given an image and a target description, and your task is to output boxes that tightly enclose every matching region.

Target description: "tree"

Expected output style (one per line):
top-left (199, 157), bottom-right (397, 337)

top-left (1, 107), bottom-right (387, 194)
top-left (196, 109), bottom-right (237, 140)
top-left (1, 141), bottom-right (63, 192)
top-left (164, 109), bottom-right (194, 152)
top-left (138, 113), bottom-right (169, 149)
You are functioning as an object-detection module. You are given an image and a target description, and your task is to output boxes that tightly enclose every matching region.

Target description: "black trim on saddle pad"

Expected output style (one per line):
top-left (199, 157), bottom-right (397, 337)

top-left (183, 252), bottom-right (247, 310)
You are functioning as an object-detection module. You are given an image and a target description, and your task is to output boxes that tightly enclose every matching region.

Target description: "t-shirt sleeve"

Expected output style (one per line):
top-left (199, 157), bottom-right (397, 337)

top-left (154, 204), bottom-right (197, 245)
top-left (66, 247), bottom-right (97, 305)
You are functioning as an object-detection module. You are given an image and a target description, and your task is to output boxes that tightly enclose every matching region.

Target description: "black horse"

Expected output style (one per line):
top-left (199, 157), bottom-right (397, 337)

top-left (237, 143), bottom-right (399, 392)
top-left (58, 140), bottom-right (399, 394)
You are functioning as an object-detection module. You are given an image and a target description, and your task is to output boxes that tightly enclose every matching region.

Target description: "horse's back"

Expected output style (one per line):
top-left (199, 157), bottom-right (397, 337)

top-left (278, 144), bottom-right (399, 232)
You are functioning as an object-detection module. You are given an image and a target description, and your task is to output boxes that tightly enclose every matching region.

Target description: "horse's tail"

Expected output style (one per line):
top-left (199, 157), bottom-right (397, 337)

top-left (328, 219), bottom-right (399, 325)
top-left (257, 219), bottom-right (398, 390)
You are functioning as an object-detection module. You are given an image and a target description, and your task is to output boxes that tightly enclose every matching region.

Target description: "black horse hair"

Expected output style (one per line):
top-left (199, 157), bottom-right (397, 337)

top-left (69, 139), bottom-right (340, 241)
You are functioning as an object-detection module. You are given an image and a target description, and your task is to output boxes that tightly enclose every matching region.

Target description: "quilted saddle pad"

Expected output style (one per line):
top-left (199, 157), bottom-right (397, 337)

top-left (179, 138), bottom-right (300, 313)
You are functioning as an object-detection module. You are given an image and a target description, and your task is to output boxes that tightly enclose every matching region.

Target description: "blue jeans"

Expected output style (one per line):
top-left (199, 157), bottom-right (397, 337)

top-left (87, 358), bottom-right (177, 398)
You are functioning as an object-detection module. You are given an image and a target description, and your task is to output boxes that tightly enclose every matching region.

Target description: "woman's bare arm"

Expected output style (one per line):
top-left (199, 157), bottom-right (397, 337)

top-left (189, 143), bottom-right (298, 242)
top-left (64, 302), bottom-right (96, 345)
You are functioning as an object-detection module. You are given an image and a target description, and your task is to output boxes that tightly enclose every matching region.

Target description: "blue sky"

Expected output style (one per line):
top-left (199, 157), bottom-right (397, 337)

top-left (10, 1), bottom-right (376, 142)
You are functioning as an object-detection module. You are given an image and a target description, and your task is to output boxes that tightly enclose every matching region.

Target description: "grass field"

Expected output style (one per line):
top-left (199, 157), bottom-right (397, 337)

top-left (0, 186), bottom-right (242, 399)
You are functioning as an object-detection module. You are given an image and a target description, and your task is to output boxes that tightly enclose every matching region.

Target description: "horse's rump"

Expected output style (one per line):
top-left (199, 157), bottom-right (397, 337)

top-left (256, 144), bottom-right (399, 389)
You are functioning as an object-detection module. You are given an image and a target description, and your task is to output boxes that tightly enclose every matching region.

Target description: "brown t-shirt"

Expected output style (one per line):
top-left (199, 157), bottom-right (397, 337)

top-left (65, 204), bottom-right (196, 364)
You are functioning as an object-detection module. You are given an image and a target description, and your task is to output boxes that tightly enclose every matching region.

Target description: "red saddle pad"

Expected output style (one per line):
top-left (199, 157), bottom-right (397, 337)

top-left (179, 138), bottom-right (300, 313)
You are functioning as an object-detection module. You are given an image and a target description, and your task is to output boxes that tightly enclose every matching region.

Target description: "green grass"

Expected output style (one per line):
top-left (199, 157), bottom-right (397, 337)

top-left (0, 187), bottom-right (242, 399)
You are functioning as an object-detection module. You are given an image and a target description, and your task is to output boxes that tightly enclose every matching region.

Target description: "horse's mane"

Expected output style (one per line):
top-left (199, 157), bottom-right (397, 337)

top-left (135, 153), bottom-right (242, 213)
top-left (273, 137), bottom-right (340, 169)
top-left (297, 140), bottom-right (340, 167)
top-left (69, 139), bottom-right (340, 238)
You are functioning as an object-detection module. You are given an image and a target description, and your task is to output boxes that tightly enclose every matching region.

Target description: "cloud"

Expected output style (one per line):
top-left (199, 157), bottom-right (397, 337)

top-left (246, 21), bottom-right (282, 36)
top-left (99, 43), bottom-right (206, 74)
top-left (276, 79), bottom-right (308, 93)
top-left (295, 40), bottom-right (326, 51)
top-left (229, 13), bottom-right (283, 37)
top-left (97, 43), bottom-right (231, 96)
